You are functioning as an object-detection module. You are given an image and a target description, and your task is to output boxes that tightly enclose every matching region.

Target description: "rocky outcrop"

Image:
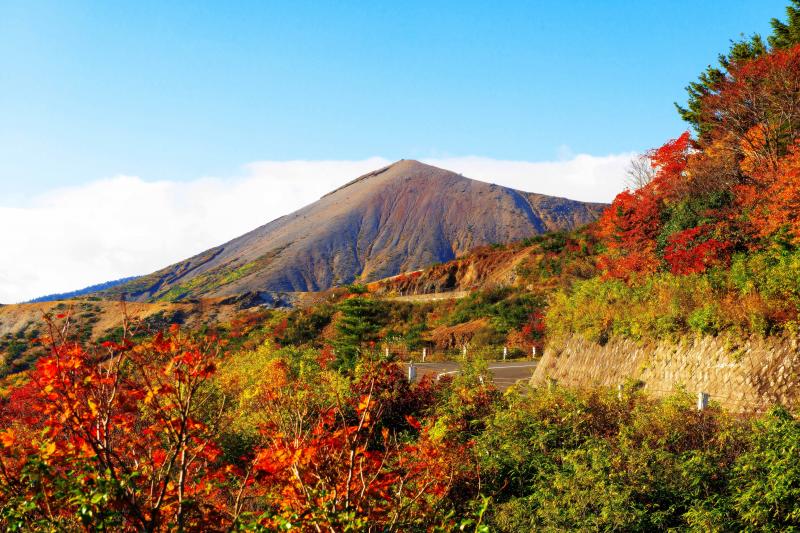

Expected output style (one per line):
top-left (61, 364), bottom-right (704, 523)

top-left (531, 334), bottom-right (800, 412)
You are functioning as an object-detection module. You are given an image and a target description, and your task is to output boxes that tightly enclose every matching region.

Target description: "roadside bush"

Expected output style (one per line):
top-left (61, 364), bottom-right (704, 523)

top-left (729, 407), bottom-right (800, 529)
top-left (476, 386), bottom-right (755, 532)
top-left (546, 256), bottom-right (800, 342)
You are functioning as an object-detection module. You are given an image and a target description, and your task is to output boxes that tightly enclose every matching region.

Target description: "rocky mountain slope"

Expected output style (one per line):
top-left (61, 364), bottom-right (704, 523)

top-left (104, 160), bottom-right (606, 302)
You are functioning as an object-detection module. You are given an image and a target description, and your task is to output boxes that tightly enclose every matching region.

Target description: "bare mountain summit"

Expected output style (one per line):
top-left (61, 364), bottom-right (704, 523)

top-left (107, 160), bottom-right (606, 301)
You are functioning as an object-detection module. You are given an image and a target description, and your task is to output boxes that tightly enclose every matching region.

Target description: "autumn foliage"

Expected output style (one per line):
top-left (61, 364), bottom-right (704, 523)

top-left (597, 44), bottom-right (800, 282)
top-left (596, 132), bottom-right (701, 277)
top-left (0, 319), bottom-right (228, 530)
top-left (0, 315), bottom-right (482, 531)
top-left (549, 35), bottom-right (800, 342)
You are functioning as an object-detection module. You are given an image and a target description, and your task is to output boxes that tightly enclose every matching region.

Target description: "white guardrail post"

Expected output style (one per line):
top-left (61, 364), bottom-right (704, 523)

top-left (697, 391), bottom-right (709, 411)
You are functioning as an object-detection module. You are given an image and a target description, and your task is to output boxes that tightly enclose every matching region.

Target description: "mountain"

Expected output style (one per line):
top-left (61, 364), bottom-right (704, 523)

top-left (104, 160), bottom-right (607, 302)
top-left (26, 276), bottom-right (140, 303)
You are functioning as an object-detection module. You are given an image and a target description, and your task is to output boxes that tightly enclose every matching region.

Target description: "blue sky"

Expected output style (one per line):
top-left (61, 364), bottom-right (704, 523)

top-left (0, 1), bottom-right (791, 302)
top-left (0, 0), bottom-right (787, 198)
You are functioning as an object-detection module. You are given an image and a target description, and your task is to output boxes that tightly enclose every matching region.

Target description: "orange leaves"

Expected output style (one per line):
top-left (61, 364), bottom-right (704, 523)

top-left (246, 371), bottom-right (460, 530)
top-left (174, 349), bottom-right (201, 367)
top-left (595, 48), bottom-right (800, 279)
top-left (0, 320), bottom-right (464, 529)
top-left (703, 44), bottom-right (800, 169)
top-left (0, 428), bottom-right (14, 448)
top-left (595, 187), bottom-right (663, 280)
top-left (737, 140), bottom-right (800, 244)
top-left (405, 414), bottom-right (422, 430)
top-left (356, 394), bottom-right (374, 416)
top-left (739, 124), bottom-right (770, 176)
top-left (0, 320), bottom-right (232, 530)
top-left (650, 131), bottom-right (694, 183)
top-left (596, 131), bottom-right (742, 279)
top-left (253, 446), bottom-right (302, 477)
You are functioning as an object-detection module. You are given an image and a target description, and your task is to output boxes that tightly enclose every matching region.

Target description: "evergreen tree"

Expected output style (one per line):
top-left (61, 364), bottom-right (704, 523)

top-left (675, 35), bottom-right (767, 137)
top-left (677, 2), bottom-right (800, 136)
top-left (333, 295), bottom-right (385, 370)
top-left (770, 0), bottom-right (800, 49)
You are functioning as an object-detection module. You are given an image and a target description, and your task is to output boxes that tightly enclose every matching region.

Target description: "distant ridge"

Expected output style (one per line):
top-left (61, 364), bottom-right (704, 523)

top-left (27, 276), bottom-right (140, 303)
top-left (103, 160), bottom-right (607, 302)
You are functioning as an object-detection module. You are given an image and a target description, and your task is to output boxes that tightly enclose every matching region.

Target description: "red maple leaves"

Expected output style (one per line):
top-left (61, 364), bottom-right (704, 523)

top-left (0, 316), bottom-right (475, 530)
top-left (596, 132), bottom-right (695, 279)
top-left (663, 225), bottom-right (730, 275)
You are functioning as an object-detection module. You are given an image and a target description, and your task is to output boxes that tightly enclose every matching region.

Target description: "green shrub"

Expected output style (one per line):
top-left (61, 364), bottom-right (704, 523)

top-left (688, 304), bottom-right (723, 335)
top-left (729, 408), bottom-right (800, 529)
top-left (278, 304), bottom-right (334, 347)
top-left (447, 288), bottom-right (543, 334)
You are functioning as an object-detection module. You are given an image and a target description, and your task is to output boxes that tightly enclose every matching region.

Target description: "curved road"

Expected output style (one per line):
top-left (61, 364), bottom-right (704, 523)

top-left (403, 360), bottom-right (537, 391)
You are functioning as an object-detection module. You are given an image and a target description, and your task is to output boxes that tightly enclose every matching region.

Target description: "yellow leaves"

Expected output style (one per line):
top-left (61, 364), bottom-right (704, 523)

top-left (87, 398), bottom-right (99, 416)
top-left (78, 439), bottom-right (93, 458)
top-left (357, 395), bottom-right (374, 413)
top-left (41, 440), bottom-right (57, 459)
top-left (144, 386), bottom-right (160, 405)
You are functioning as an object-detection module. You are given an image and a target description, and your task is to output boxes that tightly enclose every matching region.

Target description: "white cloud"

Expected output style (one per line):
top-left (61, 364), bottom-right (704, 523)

top-left (424, 154), bottom-right (633, 203)
top-left (0, 153), bottom-right (630, 303)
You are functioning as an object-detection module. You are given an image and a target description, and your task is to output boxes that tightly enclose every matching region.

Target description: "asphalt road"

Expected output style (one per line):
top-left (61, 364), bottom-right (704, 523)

top-left (403, 360), bottom-right (538, 391)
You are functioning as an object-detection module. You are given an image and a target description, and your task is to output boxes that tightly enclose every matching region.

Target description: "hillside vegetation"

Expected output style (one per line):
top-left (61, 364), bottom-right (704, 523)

top-left (4, 316), bottom-right (800, 530)
top-left (547, 3), bottom-right (800, 344)
top-left (0, 298), bottom-right (270, 379)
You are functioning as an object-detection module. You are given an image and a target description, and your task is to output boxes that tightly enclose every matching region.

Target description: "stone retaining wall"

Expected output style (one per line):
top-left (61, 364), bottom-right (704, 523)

top-left (530, 334), bottom-right (800, 412)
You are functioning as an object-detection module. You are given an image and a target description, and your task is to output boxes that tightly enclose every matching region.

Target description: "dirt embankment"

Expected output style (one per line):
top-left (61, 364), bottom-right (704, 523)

top-left (532, 334), bottom-right (800, 412)
top-left (370, 244), bottom-right (535, 296)
top-left (426, 319), bottom-right (489, 349)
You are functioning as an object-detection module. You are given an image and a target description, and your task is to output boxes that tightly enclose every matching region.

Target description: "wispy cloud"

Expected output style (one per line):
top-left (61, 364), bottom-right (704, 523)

top-left (0, 153), bottom-right (630, 303)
